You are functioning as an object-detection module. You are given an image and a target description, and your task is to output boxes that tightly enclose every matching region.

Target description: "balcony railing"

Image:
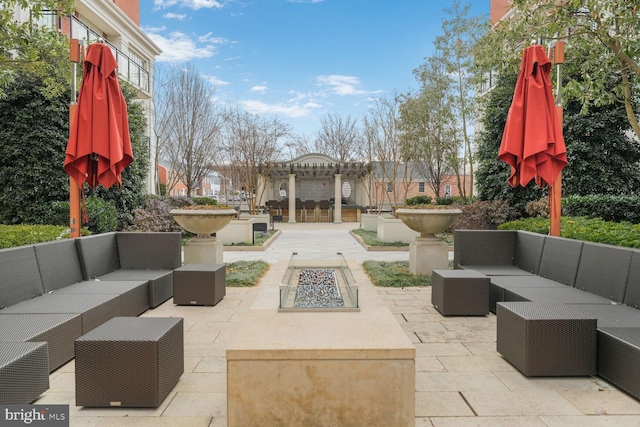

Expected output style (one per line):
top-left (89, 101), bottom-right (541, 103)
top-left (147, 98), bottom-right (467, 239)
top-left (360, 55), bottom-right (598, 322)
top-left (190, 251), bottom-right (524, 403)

top-left (44, 11), bottom-right (151, 95)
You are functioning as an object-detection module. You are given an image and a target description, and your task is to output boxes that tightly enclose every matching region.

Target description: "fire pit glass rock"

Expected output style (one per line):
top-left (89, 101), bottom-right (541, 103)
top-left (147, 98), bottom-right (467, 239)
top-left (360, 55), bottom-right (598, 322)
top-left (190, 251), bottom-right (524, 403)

top-left (279, 252), bottom-right (359, 312)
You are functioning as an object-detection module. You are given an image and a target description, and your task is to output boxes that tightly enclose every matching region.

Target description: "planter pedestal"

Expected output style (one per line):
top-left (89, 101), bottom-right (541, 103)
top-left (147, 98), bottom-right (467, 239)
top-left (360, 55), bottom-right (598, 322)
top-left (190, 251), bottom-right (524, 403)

top-left (410, 236), bottom-right (449, 276)
top-left (395, 208), bottom-right (461, 277)
top-left (184, 238), bottom-right (223, 264)
top-left (170, 209), bottom-right (236, 265)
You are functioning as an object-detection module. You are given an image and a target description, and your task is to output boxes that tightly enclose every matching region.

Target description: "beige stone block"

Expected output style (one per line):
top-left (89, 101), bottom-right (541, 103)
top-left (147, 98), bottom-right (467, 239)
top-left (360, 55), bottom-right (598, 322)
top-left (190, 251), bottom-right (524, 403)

top-left (228, 359), bottom-right (415, 426)
top-left (226, 307), bottom-right (415, 426)
top-left (558, 389), bottom-right (640, 415)
top-left (539, 415), bottom-right (640, 426)
top-left (416, 371), bottom-right (509, 392)
top-left (431, 416), bottom-right (547, 427)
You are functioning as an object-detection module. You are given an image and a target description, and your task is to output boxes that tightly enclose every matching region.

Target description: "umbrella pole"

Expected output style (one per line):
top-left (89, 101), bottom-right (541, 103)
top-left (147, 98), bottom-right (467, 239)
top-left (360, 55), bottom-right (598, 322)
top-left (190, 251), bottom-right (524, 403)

top-left (69, 39), bottom-right (81, 238)
top-left (549, 41), bottom-right (565, 237)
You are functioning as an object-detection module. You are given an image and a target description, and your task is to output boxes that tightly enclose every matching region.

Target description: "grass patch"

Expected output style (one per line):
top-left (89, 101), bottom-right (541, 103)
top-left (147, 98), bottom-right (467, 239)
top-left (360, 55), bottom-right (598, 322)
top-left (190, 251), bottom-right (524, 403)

top-left (362, 260), bottom-right (431, 287)
top-left (226, 260), bottom-right (270, 287)
top-left (352, 228), bottom-right (453, 246)
top-left (351, 228), bottom-right (408, 247)
top-left (224, 230), bottom-right (277, 246)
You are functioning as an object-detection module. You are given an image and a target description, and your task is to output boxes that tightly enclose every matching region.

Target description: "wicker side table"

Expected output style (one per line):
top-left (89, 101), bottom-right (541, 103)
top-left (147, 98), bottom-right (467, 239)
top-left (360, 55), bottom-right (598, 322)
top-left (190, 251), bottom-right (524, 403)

top-left (75, 317), bottom-right (183, 407)
top-left (0, 342), bottom-right (49, 404)
top-left (497, 302), bottom-right (597, 376)
top-left (173, 263), bottom-right (226, 306)
top-left (431, 269), bottom-right (490, 316)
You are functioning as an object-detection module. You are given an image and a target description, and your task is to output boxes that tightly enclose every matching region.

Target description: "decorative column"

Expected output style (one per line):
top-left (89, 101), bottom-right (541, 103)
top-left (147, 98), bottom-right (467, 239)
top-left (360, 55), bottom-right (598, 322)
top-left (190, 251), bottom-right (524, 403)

top-left (333, 173), bottom-right (342, 223)
top-left (288, 173), bottom-right (296, 223)
top-left (256, 174), bottom-right (267, 212)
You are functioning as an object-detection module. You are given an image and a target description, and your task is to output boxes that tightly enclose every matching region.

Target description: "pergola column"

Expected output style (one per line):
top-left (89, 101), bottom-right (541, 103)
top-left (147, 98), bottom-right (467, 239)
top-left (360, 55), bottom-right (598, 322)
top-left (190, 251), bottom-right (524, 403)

top-left (288, 173), bottom-right (296, 223)
top-left (333, 173), bottom-right (342, 223)
top-left (256, 174), bottom-right (267, 211)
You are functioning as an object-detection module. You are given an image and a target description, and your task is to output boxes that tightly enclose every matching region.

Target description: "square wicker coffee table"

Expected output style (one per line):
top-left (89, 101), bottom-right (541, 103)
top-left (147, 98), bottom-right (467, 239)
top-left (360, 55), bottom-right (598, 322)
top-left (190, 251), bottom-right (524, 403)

top-left (173, 263), bottom-right (226, 306)
top-left (497, 302), bottom-right (596, 376)
top-left (75, 317), bottom-right (183, 407)
top-left (431, 269), bottom-right (490, 316)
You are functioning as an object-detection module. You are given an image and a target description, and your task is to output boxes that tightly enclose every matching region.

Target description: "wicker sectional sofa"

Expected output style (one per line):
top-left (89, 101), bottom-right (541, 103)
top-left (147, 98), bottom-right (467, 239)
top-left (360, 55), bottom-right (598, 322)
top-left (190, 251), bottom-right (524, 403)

top-left (0, 232), bottom-right (182, 404)
top-left (454, 229), bottom-right (640, 399)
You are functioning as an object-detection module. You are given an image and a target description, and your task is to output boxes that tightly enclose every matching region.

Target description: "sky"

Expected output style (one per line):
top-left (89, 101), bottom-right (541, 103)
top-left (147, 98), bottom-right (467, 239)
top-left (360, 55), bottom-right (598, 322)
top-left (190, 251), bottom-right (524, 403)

top-left (140, 0), bottom-right (489, 138)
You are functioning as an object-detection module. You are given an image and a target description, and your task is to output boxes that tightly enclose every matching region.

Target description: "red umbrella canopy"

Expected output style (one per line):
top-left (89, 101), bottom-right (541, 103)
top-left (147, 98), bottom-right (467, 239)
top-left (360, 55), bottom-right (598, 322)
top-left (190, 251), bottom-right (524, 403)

top-left (64, 43), bottom-right (133, 189)
top-left (499, 45), bottom-right (567, 188)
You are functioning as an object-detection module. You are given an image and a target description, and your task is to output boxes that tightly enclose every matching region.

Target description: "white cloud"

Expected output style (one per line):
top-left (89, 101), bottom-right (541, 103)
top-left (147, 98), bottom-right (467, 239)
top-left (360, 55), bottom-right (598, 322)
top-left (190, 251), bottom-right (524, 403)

top-left (145, 29), bottom-right (216, 61)
top-left (251, 85), bottom-right (267, 93)
top-left (240, 99), bottom-right (321, 118)
top-left (154, 0), bottom-right (223, 10)
top-left (206, 75), bottom-right (230, 86)
top-left (316, 75), bottom-right (381, 96)
top-left (164, 12), bottom-right (186, 20)
top-left (185, 0), bottom-right (223, 9)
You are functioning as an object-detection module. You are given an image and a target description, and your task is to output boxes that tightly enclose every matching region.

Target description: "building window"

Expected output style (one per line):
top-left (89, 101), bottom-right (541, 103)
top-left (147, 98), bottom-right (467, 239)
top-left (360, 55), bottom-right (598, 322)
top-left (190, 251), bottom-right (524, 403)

top-left (387, 182), bottom-right (393, 193)
top-left (418, 182), bottom-right (425, 193)
top-left (444, 184), bottom-right (451, 197)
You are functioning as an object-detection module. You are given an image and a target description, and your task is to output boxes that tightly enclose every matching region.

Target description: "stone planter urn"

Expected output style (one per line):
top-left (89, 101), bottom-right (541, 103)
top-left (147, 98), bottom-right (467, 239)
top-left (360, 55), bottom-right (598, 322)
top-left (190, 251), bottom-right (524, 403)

top-left (170, 208), bottom-right (236, 264)
top-left (395, 208), bottom-right (462, 276)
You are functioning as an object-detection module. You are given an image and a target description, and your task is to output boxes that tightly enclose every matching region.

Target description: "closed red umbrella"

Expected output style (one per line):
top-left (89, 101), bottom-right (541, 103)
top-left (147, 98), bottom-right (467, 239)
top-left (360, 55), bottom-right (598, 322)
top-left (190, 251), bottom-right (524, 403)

top-left (499, 45), bottom-right (567, 188)
top-left (64, 43), bottom-right (133, 189)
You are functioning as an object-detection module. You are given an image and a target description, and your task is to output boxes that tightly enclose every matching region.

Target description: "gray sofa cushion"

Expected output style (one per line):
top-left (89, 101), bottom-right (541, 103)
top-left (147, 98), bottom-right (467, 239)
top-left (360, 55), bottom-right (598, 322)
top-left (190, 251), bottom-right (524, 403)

top-left (0, 246), bottom-right (45, 308)
top-left (513, 231), bottom-right (546, 274)
top-left (33, 239), bottom-right (85, 292)
top-left (116, 232), bottom-right (181, 270)
top-left (537, 236), bottom-right (583, 286)
top-left (575, 242), bottom-right (632, 302)
top-left (76, 233), bottom-right (120, 279)
top-left (454, 230), bottom-right (516, 267)
top-left (623, 251), bottom-right (640, 308)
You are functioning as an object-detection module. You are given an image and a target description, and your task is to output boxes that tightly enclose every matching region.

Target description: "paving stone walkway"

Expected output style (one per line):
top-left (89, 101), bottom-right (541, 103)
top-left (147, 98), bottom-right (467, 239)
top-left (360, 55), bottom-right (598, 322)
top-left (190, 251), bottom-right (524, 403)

top-left (39, 222), bottom-right (640, 426)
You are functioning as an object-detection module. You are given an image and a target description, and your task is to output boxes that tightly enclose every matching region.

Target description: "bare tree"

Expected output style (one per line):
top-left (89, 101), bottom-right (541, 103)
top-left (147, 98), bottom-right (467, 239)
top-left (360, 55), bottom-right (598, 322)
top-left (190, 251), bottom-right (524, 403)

top-left (219, 109), bottom-right (291, 213)
top-left (154, 63), bottom-right (222, 196)
top-left (314, 113), bottom-right (361, 161)
top-left (399, 51), bottom-right (460, 198)
top-left (283, 133), bottom-right (314, 159)
top-left (363, 96), bottom-right (411, 212)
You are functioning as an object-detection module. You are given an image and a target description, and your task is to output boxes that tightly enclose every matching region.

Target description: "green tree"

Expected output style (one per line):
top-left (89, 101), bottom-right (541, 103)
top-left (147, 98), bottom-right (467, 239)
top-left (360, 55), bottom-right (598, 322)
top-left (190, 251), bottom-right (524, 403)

top-left (475, 0), bottom-right (640, 140)
top-left (0, 1), bottom-right (74, 99)
top-left (0, 76), bottom-right (149, 229)
top-left (0, 72), bottom-right (71, 224)
top-left (431, 0), bottom-right (488, 198)
top-left (398, 53), bottom-right (458, 199)
top-left (562, 50), bottom-right (640, 196)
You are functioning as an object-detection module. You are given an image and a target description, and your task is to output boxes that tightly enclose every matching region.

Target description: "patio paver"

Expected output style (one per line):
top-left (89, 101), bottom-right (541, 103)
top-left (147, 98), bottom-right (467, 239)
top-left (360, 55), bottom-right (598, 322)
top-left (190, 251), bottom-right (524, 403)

top-left (32, 222), bottom-right (640, 426)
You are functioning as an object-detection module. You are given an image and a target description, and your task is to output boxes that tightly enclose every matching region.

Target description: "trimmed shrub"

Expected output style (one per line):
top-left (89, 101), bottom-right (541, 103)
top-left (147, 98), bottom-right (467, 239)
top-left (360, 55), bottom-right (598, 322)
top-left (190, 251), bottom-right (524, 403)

top-left (85, 196), bottom-right (118, 234)
top-left (435, 197), bottom-right (456, 205)
top-left (563, 195), bottom-right (640, 224)
top-left (0, 224), bottom-right (88, 249)
top-left (499, 216), bottom-right (640, 249)
top-left (193, 196), bottom-right (219, 206)
top-left (405, 196), bottom-right (432, 206)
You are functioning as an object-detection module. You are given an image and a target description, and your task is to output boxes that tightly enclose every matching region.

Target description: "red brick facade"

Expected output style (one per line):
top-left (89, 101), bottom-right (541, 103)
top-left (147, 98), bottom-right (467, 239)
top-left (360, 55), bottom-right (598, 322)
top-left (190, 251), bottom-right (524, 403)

top-left (113, 0), bottom-right (140, 25)
top-left (490, 0), bottom-right (512, 24)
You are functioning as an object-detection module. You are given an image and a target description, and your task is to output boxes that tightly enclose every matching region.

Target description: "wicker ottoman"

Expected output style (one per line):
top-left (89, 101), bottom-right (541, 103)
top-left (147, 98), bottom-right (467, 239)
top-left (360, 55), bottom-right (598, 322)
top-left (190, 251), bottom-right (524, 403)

top-left (173, 263), bottom-right (226, 306)
top-left (75, 317), bottom-right (184, 407)
top-left (496, 302), bottom-right (597, 376)
top-left (431, 269), bottom-right (490, 316)
top-left (0, 342), bottom-right (49, 404)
